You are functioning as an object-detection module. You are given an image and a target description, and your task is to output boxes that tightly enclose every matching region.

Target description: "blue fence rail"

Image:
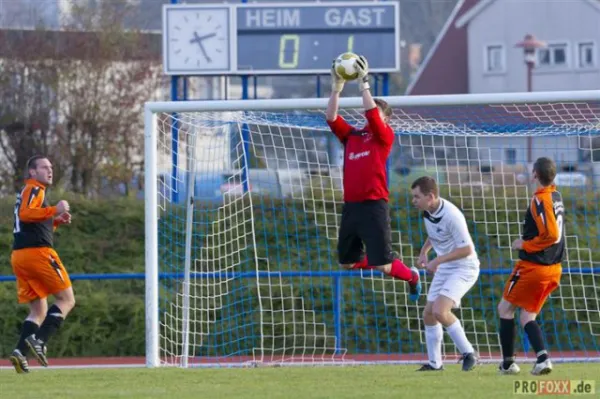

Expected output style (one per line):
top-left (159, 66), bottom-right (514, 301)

top-left (2, 268), bottom-right (598, 355)
top-left (2, 267), bottom-right (598, 283)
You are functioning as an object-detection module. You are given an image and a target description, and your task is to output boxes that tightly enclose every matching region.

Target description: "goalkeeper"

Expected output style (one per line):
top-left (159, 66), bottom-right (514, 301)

top-left (325, 55), bottom-right (421, 301)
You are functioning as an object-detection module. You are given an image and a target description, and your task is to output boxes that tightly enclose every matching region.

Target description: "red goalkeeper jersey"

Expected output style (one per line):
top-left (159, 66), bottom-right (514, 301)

top-left (327, 108), bottom-right (394, 202)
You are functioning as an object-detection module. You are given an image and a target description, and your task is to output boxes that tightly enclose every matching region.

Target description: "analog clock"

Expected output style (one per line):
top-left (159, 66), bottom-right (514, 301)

top-left (163, 6), bottom-right (231, 74)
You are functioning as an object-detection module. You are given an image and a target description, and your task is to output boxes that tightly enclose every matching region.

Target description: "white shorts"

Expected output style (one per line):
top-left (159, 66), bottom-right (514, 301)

top-left (427, 267), bottom-right (479, 308)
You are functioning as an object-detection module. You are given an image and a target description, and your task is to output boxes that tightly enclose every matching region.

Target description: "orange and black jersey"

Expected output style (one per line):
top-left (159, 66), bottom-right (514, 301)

top-left (13, 179), bottom-right (58, 250)
top-left (519, 185), bottom-right (565, 266)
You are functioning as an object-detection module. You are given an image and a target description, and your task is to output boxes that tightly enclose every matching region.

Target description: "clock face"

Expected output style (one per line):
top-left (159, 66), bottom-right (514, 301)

top-left (165, 7), bottom-right (230, 73)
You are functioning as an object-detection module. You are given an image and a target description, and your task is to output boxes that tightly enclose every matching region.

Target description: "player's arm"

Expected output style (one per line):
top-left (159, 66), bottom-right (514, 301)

top-left (417, 237), bottom-right (433, 267)
top-left (521, 196), bottom-right (561, 253)
top-left (355, 56), bottom-right (394, 146)
top-left (326, 61), bottom-right (353, 142)
top-left (421, 237), bottom-right (433, 254)
top-left (433, 245), bottom-right (473, 265)
top-left (18, 185), bottom-right (57, 222)
top-left (326, 59), bottom-right (344, 122)
top-left (53, 219), bottom-right (60, 231)
top-left (326, 91), bottom-right (353, 142)
top-left (53, 212), bottom-right (72, 231)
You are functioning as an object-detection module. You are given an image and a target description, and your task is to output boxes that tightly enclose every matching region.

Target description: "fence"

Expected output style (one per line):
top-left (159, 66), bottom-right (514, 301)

top-left (2, 267), bottom-right (599, 358)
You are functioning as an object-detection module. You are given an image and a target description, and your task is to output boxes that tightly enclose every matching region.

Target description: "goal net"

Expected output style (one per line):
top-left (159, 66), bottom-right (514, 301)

top-left (144, 91), bottom-right (600, 368)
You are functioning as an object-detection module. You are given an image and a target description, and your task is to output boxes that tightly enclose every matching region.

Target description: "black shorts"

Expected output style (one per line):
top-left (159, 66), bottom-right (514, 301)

top-left (337, 199), bottom-right (394, 266)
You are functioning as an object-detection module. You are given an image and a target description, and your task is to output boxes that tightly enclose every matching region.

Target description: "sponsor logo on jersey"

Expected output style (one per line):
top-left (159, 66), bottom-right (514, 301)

top-left (348, 150), bottom-right (370, 160)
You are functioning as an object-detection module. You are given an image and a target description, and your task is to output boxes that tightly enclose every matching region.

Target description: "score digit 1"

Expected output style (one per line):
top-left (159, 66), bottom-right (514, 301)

top-left (279, 34), bottom-right (300, 68)
top-left (347, 35), bottom-right (354, 52)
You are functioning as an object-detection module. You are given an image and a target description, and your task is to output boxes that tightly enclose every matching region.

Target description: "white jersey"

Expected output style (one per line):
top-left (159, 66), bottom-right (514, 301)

top-left (423, 198), bottom-right (480, 271)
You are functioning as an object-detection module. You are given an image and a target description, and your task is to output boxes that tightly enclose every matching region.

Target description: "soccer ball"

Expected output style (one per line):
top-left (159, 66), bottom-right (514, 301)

top-left (334, 52), bottom-right (360, 81)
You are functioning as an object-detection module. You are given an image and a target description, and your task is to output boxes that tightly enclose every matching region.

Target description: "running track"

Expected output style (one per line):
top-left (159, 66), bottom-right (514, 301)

top-left (1, 352), bottom-right (598, 370)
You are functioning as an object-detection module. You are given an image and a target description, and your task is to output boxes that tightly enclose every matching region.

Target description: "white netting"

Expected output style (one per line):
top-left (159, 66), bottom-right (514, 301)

top-left (149, 94), bottom-right (600, 367)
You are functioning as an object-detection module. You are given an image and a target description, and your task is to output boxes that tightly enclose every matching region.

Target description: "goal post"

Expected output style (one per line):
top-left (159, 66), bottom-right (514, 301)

top-left (144, 90), bottom-right (600, 368)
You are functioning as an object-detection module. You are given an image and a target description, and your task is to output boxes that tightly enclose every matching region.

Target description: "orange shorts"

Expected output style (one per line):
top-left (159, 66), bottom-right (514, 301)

top-left (11, 247), bottom-right (72, 304)
top-left (502, 260), bottom-right (562, 314)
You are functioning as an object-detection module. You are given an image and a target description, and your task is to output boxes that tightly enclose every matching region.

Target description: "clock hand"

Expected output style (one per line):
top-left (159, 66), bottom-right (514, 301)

top-left (189, 31), bottom-right (203, 45)
top-left (190, 32), bottom-right (212, 63)
top-left (198, 41), bottom-right (212, 63)
top-left (189, 32), bottom-right (217, 45)
top-left (196, 32), bottom-right (217, 41)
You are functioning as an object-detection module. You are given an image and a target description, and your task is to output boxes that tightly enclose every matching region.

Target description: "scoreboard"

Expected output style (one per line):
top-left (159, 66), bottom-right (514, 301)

top-left (162, 2), bottom-right (400, 75)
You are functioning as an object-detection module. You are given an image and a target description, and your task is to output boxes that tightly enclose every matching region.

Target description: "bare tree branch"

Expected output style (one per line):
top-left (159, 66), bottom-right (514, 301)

top-left (0, 0), bottom-right (162, 196)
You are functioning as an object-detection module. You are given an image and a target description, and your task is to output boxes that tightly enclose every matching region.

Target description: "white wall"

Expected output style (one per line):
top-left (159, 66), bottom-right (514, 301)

top-left (467, 0), bottom-right (600, 94)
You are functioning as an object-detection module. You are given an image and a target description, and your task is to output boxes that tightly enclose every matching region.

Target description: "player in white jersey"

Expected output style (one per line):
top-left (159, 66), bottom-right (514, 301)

top-left (410, 176), bottom-right (480, 371)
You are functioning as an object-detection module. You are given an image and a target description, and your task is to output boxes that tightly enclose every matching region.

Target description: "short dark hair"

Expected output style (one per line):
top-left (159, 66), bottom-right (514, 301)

top-left (411, 176), bottom-right (438, 197)
top-left (25, 155), bottom-right (47, 178)
top-left (374, 98), bottom-right (392, 119)
top-left (533, 157), bottom-right (557, 186)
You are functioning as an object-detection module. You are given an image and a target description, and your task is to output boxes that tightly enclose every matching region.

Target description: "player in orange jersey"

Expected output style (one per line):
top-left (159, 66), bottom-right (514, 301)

top-left (9, 156), bottom-right (75, 373)
top-left (497, 157), bottom-right (564, 376)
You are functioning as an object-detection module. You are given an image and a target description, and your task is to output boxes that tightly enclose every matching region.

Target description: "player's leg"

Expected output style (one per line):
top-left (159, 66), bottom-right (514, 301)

top-left (35, 286), bottom-right (75, 341)
top-left (419, 301), bottom-right (444, 371)
top-left (25, 249), bottom-right (74, 367)
top-left (497, 298), bottom-right (520, 374)
top-left (10, 250), bottom-right (47, 373)
top-left (10, 298), bottom-right (47, 374)
top-left (432, 296), bottom-right (477, 371)
top-left (337, 203), bottom-right (365, 269)
top-left (12, 298), bottom-right (47, 371)
top-left (517, 265), bottom-right (561, 376)
top-left (417, 277), bottom-right (444, 371)
top-left (430, 270), bottom-right (479, 371)
top-left (519, 309), bottom-right (552, 375)
top-left (498, 262), bottom-right (525, 374)
top-left (358, 200), bottom-right (421, 299)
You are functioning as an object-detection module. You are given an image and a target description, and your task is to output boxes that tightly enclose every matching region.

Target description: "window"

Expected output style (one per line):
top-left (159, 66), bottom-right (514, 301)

top-left (485, 45), bottom-right (505, 72)
top-left (578, 42), bottom-right (595, 68)
top-left (537, 43), bottom-right (568, 67)
top-left (505, 148), bottom-right (517, 165)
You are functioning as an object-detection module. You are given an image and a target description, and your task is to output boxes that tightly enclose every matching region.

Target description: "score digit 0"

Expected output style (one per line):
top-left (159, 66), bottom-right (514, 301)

top-left (279, 34), bottom-right (300, 68)
top-left (278, 34), bottom-right (355, 69)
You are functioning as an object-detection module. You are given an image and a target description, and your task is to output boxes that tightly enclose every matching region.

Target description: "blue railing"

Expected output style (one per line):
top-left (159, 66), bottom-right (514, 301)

top-left (1, 268), bottom-right (598, 354)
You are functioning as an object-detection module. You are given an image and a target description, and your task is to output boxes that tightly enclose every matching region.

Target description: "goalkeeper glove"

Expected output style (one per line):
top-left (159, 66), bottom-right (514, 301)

top-left (355, 55), bottom-right (370, 92)
top-left (330, 60), bottom-right (345, 93)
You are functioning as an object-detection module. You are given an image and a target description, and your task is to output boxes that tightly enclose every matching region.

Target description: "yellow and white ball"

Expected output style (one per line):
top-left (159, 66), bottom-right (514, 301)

top-left (334, 52), bottom-right (360, 81)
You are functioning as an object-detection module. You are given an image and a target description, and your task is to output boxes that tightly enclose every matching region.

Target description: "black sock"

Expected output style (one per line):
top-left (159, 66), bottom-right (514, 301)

top-left (500, 318), bottom-right (516, 368)
top-left (524, 320), bottom-right (548, 363)
top-left (36, 304), bottom-right (64, 343)
top-left (16, 320), bottom-right (39, 354)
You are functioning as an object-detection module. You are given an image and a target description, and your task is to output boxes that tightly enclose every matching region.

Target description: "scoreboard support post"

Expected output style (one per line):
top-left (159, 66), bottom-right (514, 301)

top-left (316, 75), bottom-right (322, 98)
top-left (170, 0), bottom-right (180, 204)
top-left (241, 0), bottom-right (249, 101)
top-left (240, 0), bottom-right (251, 194)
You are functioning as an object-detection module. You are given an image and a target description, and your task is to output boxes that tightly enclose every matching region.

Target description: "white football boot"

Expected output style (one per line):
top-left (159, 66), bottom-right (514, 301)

top-left (498, 362), bottom-right (521, 375)
top-left (531, 359), bottom-right (553, 375)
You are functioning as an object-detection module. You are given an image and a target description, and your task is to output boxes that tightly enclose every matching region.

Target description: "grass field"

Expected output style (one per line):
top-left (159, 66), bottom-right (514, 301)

top-left (1, 363), bottom-right (598, 398)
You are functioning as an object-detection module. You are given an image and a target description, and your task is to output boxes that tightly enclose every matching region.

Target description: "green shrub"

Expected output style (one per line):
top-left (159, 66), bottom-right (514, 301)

top-left (0, 187), bottom-right (598, 358)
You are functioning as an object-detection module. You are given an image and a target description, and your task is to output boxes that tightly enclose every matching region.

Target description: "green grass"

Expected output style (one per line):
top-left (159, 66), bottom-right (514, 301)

top-left (1, 364), bottom-right (598, 398)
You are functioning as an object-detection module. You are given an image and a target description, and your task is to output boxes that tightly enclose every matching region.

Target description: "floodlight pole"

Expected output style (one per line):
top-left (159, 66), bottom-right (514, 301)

top-left (515, 34), bottom-right (546, 163)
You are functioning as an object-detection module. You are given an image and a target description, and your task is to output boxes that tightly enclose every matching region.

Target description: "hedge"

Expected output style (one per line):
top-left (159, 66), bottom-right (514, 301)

top-left (0, 195), bottom-right (145, 357)
top-left (0, 186), bottom-right (598, 358)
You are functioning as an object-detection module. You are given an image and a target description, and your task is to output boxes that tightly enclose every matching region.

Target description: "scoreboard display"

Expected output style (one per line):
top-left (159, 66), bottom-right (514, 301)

top-left (163, 2), bottom-right (400, 75)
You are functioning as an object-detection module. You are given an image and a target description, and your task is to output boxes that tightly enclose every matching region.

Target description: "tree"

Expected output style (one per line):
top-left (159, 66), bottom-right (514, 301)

top-left (0, 0), bottom-right (163, 196)
top-left (0, 52), bottom-right (64, 193)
